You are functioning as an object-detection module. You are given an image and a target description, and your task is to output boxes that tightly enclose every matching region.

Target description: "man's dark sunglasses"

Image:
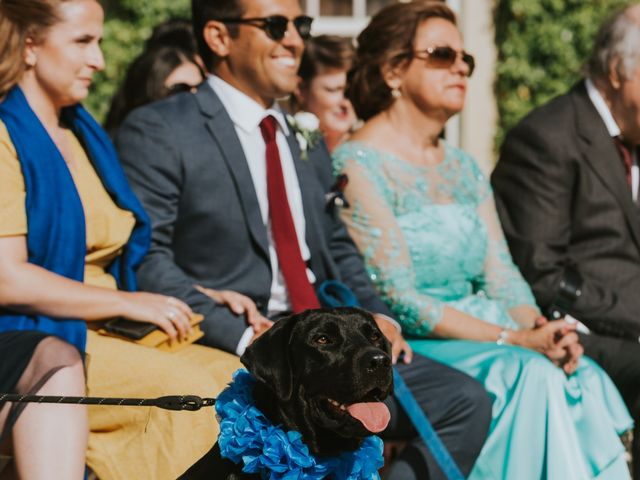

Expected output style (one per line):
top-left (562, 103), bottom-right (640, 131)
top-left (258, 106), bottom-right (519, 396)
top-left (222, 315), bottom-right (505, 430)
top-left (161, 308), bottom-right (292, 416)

top-left (219, 15), bottom-right (313, 41)
top-left (412, 46), bottom-right (475, 77)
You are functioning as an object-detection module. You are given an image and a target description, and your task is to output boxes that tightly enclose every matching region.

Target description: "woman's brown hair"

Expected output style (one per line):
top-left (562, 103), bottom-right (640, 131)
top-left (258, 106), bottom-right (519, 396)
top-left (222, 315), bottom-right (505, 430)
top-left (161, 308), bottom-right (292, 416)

top-left (290, 34), bottom-right (355, 113)
top-left (0, 0), bottom-right (67, 97)
top-left (347, 0), bottom-right (456, 121)
top-left (298, 35), bottom-right (355, 84)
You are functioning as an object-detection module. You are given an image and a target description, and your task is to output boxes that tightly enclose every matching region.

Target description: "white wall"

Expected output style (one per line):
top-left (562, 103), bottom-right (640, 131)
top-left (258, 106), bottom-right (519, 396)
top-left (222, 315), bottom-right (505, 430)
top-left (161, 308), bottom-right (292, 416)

top-left (458, 0), bottom-right (498, 173)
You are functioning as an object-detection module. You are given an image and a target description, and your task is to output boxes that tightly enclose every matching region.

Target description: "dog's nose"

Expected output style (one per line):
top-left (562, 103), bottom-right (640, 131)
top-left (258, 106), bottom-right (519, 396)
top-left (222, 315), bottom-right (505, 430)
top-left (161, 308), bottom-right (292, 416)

top-left (367, 353), bottom-right (391, 373)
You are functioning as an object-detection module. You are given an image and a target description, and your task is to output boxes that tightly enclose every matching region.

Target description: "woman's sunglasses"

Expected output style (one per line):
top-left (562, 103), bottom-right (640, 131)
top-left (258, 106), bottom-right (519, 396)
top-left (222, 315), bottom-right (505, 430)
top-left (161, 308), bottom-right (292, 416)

top-left (412, 46), bottom-right (475, 77)
top-left (167, 83), bottom-right (199, 95)
top-left (220, 15), bottom-right (314, 41)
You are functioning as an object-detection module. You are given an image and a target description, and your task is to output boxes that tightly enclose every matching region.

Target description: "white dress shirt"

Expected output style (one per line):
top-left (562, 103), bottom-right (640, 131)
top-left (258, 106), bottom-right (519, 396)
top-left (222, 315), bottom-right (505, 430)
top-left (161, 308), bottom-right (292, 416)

top-left (208, 76), bottom-right (315, 354)
top-left (586, 78), bottom-right (639, 201)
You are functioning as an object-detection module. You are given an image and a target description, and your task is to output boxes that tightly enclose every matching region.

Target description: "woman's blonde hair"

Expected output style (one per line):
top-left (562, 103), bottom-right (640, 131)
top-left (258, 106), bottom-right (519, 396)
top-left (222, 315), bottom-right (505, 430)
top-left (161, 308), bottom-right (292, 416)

top-left (0, 0), bottom-right (68, 97)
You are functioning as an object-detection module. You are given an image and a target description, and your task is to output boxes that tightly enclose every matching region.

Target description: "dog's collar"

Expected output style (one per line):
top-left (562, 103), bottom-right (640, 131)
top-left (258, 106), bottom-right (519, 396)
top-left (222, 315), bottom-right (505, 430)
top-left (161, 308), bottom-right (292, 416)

top-left (216, 369), bottom-right (384, 480)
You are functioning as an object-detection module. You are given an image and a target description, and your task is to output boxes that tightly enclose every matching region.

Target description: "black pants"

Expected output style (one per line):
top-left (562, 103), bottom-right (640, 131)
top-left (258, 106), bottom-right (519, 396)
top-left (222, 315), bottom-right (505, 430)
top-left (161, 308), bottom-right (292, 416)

top-left (580, 332), bottom-right (640, 479)
top-left (382, 353), bottom-right (492, 479)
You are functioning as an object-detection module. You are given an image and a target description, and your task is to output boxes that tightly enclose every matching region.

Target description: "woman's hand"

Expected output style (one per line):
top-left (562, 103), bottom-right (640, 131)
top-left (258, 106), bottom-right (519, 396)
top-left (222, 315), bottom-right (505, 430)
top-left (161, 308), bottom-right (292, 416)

top-left (534, 316), bottom-right (583, 374)
top-left (508, 305), bottom-right (542, 329)
top-left (120, 292), bottom-right (193, 342)
top-left (510, 319), bottom-right (583, 374)
top-left (195, 285), bottom-right (273, 333)
top-left (559, 341), bottom-right (584, 375)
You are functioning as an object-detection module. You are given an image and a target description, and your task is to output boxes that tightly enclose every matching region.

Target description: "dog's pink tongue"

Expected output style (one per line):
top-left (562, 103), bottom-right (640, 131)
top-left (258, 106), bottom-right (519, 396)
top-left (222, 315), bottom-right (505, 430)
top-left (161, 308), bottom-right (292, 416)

top-left (346, 402), bottom-right (391, 433)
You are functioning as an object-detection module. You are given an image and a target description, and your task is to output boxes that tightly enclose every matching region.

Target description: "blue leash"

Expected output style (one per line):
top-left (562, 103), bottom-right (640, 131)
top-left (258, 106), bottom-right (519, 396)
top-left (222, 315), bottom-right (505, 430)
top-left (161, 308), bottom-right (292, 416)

top-left (392, 369), bottom-right (464, 480)
top-left (317, 281), bottom-right (464, 479)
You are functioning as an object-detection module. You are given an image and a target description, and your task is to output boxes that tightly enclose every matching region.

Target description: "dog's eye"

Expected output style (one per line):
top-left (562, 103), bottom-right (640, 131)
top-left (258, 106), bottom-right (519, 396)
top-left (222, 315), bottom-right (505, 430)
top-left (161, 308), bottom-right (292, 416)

top-left (314, 335), bottom-right (331, 345)
top-left (371, 331), bottom-right (382, 341)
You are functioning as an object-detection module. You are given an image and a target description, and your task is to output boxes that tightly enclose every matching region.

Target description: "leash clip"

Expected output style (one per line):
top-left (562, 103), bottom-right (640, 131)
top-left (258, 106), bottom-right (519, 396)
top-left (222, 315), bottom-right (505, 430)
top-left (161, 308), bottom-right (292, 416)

top-left (155, 395), bottom-right (213, 411)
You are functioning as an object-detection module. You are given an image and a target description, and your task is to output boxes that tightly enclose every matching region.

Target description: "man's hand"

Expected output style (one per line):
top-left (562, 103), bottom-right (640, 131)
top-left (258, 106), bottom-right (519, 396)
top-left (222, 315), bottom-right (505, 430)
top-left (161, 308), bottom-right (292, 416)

top-left (373, 313), bottom-right (412, 365)
top-left (249, 322), bottom-right (272, 346)
top-left (195, 285), bottom-right (273, 333)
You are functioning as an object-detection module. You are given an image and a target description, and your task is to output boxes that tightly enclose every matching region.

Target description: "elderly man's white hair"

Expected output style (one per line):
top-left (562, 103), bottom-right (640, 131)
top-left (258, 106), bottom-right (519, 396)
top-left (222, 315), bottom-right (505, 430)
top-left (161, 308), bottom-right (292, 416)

top-left (585, 3), bottom-right (640, 82)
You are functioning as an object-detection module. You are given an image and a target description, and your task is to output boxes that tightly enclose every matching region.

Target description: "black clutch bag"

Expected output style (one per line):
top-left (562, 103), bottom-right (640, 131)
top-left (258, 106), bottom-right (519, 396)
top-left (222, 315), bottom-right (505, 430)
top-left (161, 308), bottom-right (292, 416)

top-left (99, 314), bottom-right (205, 352)
top-left (103, 318), bottom-right (157, 340)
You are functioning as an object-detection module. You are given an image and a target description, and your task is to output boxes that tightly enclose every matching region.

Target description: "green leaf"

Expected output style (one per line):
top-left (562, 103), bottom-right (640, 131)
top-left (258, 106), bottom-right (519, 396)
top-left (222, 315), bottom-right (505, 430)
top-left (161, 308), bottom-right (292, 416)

top-left (493, 0), bottom-right (628, 150)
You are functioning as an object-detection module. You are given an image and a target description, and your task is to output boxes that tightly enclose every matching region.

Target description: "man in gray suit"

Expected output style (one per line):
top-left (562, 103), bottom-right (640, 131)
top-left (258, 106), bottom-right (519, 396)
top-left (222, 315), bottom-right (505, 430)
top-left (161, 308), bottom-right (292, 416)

top-left (493, 4), bottom-right (640, 474)
top-left (116, 0), bottom-right (491, 477)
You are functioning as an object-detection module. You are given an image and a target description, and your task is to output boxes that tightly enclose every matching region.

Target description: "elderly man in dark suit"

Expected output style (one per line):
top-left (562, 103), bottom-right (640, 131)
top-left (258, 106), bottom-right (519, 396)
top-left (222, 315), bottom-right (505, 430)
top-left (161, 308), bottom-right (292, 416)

top-left (115, 0), bottom-right (491, 477)
top-left (492, 3), bottom-right (640, 474)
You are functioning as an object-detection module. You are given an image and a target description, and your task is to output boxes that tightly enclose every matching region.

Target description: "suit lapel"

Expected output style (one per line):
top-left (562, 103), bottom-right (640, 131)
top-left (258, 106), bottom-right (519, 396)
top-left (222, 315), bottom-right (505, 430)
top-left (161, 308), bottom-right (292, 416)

top-left (195, 85), bottom-right (270, 259)
top-left (573, 82), bottom-right (640, 250)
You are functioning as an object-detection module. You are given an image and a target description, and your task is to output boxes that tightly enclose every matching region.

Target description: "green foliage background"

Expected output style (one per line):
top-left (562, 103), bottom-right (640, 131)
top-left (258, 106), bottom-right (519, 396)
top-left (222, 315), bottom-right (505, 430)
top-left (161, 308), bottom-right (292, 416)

top-left (90, 0), bottom-right (632, 136)
top-left (493, 0), bottom-right (630, 147)
top-left (86, 0), bottom-right (190, 122)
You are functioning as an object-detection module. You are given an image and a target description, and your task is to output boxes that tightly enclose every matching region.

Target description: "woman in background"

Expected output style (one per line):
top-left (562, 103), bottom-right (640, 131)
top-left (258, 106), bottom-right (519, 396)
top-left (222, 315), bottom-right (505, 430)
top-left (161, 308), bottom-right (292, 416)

top-left (292, 35), bottom-right (357, 152)
top-left (104, 20), bottom-right (204, 135)
top-left (0, 1), bottom-right (239, 478)
top-left (333, 2), bottom-right (632, 478)
top-left (145, 17), bottom-right (202, 65)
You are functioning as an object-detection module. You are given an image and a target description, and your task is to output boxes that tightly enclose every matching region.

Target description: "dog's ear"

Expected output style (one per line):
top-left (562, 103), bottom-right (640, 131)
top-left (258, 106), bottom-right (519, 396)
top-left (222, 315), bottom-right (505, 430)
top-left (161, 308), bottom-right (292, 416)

top-left (241, 316), bottom-right (297, 402)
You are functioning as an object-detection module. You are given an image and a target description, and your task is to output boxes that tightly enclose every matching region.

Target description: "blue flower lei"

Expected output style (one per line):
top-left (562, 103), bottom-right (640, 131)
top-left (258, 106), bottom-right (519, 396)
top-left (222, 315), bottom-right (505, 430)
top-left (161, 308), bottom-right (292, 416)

top-left (216, 369), bottom-right (384, 480)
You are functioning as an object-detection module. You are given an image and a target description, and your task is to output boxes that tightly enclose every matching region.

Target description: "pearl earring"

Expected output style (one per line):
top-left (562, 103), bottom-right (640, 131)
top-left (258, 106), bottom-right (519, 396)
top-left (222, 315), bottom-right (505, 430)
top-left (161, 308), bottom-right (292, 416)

top-left (391, 87), bottom-right (401, 99)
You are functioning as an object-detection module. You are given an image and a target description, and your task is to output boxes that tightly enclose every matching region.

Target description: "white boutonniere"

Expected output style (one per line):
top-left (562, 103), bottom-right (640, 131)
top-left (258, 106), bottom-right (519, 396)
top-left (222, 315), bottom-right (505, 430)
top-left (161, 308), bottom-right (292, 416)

top-left (287, 112), bottom-right (323, 160)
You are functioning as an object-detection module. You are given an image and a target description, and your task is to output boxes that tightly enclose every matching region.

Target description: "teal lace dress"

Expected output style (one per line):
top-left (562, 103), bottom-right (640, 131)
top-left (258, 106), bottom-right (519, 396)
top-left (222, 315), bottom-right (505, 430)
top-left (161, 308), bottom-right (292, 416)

top-left (333, 141), bottom-right (632, 480)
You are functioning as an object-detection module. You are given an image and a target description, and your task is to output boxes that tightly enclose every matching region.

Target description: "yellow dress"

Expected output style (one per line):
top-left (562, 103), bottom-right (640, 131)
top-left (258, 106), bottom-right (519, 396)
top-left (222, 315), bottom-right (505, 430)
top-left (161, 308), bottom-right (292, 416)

top-left (0, 122), bottom-right (241, 479)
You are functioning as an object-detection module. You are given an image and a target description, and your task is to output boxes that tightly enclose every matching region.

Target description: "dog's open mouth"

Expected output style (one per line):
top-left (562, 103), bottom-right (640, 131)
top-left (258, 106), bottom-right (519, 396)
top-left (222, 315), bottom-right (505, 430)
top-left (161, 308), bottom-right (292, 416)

top-left (324, 388), bottom-right (391, 433)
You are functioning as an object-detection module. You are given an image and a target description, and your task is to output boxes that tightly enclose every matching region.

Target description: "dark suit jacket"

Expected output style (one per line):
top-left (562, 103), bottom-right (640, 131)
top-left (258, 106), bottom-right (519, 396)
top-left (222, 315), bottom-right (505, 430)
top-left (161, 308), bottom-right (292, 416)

top-left (492, 80), bottom-right (640, 340)
top-left (115, 83), bottom-right (392, 353)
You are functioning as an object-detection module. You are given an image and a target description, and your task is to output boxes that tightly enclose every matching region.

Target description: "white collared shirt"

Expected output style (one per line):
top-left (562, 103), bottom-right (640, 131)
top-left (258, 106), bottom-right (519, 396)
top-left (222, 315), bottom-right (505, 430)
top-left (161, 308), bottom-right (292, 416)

top-left (586, 78), bottom-right (639, 201)
top-left (208, 76), bottom-right (315, 353)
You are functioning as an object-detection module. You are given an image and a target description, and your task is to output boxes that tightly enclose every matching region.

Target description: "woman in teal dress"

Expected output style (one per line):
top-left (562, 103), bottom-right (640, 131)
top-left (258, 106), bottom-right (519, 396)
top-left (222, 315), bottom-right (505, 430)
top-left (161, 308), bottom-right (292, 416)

top-left (333, 2), bottom-right (632, 478)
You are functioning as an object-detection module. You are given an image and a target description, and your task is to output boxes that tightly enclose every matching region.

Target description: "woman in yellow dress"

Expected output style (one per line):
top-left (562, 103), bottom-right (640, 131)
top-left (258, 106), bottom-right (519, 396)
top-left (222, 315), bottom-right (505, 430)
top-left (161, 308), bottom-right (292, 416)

top-left (0, 1), bottom-right (241, 478)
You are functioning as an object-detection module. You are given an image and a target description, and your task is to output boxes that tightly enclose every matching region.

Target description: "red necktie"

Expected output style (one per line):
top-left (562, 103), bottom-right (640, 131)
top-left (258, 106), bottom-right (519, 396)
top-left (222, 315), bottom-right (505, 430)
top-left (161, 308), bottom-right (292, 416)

top-left (614, 136), bottom-right (633, 186)
top-left (259, 115), bottom-right (320, 312)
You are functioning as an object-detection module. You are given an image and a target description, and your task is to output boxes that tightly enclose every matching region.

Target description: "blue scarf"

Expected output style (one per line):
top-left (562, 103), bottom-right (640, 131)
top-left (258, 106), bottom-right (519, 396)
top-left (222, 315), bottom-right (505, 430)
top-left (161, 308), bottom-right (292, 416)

top-left (216, 369), bottom-right (384, 479)
top-left (0, 86), bottom-right (151, 352)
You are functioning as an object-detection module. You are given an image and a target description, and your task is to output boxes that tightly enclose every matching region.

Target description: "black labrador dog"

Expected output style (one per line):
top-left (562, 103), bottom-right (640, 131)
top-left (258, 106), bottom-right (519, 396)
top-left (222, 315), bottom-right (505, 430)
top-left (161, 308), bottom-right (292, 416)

top-left (180, 307), bottom-right (394, 479)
